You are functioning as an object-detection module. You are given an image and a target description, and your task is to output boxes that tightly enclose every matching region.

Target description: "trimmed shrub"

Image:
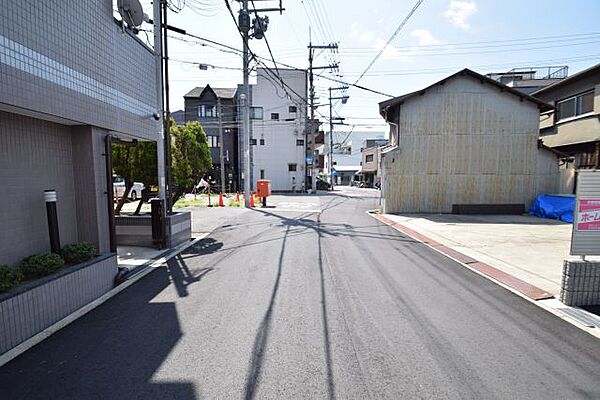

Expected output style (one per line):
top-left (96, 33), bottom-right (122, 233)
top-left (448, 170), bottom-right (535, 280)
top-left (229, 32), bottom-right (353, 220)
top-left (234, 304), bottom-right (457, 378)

top-left (0, 265), bottom-right (23, 292)
top-left (62, 242), bottom-right (97, 264)
top-left (20, 252), bottom-right (64, 279)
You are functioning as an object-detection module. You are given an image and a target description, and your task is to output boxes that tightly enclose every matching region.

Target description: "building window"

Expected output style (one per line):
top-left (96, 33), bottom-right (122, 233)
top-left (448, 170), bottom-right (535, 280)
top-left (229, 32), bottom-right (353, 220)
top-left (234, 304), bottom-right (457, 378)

top-left (366, 154), bottom-right (374, 163)
top-left (250, 138), bottom-right (257, 145)
top-left (289, 106), bottom-right (297, 113)
top-left (250, 107), bottom-right (263, 120)
top-left (208, 136), bottom-right (219, 147)
top-left (288, 163), bottom-right (297, 172)
top-left (271, 113), bottom-right (279, 120)
top-left (557, 90), bottom-right (594, 121)
top-left (198, 105), bottom-right (217, 118)
top-left (296, 139), bottom-right (304, 146)
top-left (259, 138), bottom-right (265, 145)
top-left (260, 169), bottom-right (265, 179)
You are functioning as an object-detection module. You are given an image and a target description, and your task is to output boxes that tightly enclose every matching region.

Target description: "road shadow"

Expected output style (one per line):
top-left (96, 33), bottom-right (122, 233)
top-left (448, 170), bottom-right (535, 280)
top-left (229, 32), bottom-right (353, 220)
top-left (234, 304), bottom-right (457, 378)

top-left (0, 266), bottom-right (198, 399)
top-left (317, 213), bottom-right (336, 400)
top-left (180, 237), bottom-right (224, 259)
top-left (241, 209), bottom-right (336, 399)
top-left (166, 253), bottom-right (213, 297)
top-left (243, 225), bottom-right (290, 400)
top-left (250, 206), bottom-right (419, 245)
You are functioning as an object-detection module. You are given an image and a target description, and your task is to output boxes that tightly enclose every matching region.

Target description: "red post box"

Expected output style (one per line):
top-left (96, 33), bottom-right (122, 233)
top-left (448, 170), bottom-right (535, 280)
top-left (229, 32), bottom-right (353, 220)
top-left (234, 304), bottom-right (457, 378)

top-left (256, 179), bottom-right (271, 207)
top-left (256, 179), bottom-right (271, 198)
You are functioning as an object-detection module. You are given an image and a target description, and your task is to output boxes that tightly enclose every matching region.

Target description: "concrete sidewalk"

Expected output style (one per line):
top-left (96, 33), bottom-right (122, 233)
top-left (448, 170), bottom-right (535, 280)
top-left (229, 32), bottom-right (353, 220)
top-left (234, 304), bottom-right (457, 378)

top-left (375, 213), bottom-right (600, 297)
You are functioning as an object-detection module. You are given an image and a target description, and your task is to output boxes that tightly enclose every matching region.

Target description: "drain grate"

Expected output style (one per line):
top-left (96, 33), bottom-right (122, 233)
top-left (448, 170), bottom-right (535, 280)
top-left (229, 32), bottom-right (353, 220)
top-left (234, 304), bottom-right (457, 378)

top-left (558, 307), bottom-right (600, 328)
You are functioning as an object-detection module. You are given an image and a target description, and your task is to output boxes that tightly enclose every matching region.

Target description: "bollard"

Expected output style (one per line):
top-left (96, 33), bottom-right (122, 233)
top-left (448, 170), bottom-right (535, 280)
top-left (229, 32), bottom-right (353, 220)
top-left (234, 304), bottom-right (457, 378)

top-left (44, 189), bottom-right (61, 254)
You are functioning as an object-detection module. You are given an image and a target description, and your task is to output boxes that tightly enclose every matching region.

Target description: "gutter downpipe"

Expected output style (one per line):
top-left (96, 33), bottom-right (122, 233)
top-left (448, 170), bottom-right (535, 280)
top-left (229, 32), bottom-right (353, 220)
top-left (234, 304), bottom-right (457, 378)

top-left (381, 104), bottom-right (400, 213)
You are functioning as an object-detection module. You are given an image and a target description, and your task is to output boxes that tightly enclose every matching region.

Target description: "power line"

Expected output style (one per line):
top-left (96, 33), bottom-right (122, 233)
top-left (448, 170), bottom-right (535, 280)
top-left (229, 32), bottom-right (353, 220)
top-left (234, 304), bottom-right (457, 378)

top-left (222, 0), bottom-right (330, 115)
top-left (170, 27), bottom-right (393, 97)
top-left (354, 0), bottom-right (425, 85)
top-left (250, 1), bottom-right (282, 84)
top-left (342, 39), bottom-right (600, 59)
top-left (272, 32), bottom-right (600, 55)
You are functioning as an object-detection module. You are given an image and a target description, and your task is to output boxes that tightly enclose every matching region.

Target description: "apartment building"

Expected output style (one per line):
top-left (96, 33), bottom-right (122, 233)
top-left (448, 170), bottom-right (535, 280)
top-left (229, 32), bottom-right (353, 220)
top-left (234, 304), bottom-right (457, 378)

top-left (183, 85), bottom-right (239, 191)
top-left (248, 68), bottom-right (307, 191)
top-left (532, 63), bottom-right (600, 193)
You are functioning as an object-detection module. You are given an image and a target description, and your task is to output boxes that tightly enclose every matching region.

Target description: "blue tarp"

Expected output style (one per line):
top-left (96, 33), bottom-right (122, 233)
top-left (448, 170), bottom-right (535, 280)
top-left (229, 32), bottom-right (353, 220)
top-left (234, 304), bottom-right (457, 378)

top-left (529, 194), bottom-right (575, 223)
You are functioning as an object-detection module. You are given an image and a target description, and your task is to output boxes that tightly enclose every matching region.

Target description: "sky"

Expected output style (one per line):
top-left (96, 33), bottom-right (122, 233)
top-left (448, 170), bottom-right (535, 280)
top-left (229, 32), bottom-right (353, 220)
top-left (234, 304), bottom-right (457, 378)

top-left (133, 0), bottom-right (600, 133)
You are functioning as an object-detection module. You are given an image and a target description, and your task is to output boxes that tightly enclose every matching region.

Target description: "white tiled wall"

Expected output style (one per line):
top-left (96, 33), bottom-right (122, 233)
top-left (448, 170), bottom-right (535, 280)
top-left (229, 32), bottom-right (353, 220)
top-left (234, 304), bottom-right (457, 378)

top-left (0, 0), bottom-right (159, 139)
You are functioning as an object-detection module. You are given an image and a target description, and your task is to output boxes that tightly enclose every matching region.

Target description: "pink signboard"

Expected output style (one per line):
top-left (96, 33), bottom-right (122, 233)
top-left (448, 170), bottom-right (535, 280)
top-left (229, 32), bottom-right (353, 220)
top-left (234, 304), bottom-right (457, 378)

top-left (576, 198), bottom-right (600, 231)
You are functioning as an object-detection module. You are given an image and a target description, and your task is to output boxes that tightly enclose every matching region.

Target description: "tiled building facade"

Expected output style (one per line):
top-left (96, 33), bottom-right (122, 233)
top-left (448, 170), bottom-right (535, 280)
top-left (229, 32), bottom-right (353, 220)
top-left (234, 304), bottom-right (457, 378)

top-left (0, 0), bottom-right (159, 266)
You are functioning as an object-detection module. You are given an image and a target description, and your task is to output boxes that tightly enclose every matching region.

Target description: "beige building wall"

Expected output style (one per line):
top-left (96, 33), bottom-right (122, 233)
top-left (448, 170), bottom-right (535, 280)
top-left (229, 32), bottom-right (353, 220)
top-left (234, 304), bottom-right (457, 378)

top-left (538, 83), bottom-right (600, 147)
top-left (382, 77), bottom-right (559, 213)
top-left (362, 146), bottom-right (379, 172)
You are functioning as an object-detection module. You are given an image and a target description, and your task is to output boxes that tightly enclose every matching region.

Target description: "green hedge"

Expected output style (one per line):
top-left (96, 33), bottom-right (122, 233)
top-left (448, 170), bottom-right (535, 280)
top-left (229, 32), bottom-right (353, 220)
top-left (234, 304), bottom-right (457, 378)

top-left (1, 242), bottom-right (99, 293)
top-left (0, 265), bottom-right (23, 292)
top-left (62, 242), bottom-right (96, 264)
top-left (19, 252), bottom-right (65, 280)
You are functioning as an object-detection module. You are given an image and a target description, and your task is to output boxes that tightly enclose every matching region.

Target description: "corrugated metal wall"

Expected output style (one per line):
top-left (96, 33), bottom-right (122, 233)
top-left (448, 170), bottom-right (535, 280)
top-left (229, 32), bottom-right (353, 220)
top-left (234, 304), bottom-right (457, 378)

top-left (382, 77), bottom-right (559, 213)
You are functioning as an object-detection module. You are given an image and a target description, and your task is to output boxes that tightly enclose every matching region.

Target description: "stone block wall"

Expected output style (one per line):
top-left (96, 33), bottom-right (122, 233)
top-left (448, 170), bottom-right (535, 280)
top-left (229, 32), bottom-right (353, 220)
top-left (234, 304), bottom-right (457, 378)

top-left (560, 259), bottom-right (600, 306)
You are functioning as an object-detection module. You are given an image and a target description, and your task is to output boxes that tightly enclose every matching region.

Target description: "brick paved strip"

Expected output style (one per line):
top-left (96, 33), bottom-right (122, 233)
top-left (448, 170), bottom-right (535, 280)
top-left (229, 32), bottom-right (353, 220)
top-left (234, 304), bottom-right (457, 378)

top-left (372, 213), bottom-right (554, 301)
top-left (468, 262), bottom-right (554, 301)
top-left (431, 245), bottom-right (478, 264)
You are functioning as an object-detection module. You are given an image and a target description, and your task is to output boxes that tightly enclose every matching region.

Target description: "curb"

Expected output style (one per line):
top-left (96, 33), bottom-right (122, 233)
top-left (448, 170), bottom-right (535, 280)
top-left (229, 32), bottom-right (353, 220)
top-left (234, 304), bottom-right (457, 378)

top-left (368, 211), bottom-right (600, 339)
top-left (0, 234), bottom-right (209, 367)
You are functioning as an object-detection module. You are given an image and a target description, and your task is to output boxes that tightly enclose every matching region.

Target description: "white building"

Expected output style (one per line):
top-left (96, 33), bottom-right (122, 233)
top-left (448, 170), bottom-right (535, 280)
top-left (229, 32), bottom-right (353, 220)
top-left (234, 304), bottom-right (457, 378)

top-left (249, 68), bottom-right (307, 191)
top-left (325, 130), bottom-right (387, 185)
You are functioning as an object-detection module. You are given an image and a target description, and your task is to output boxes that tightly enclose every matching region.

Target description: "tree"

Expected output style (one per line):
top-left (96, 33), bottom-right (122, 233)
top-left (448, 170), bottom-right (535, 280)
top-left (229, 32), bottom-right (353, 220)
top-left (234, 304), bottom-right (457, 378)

top-left (170, 120), bottom-right (213, 205)
top-left (112, 141), bottom-right (157, 215)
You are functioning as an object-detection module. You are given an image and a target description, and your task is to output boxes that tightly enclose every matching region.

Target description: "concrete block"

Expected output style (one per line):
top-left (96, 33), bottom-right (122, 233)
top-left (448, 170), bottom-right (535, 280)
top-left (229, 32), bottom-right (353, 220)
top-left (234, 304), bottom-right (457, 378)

top-left (560, 259), bottom-right (600, 306)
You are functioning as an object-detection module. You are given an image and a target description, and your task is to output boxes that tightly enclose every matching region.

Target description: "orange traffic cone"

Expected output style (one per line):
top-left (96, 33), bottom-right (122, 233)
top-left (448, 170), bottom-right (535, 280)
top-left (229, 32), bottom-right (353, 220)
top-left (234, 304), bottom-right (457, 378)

top-left (249, 192), bottom-right (255, 207)
top-left (218, 192), bottom-right (224, 207)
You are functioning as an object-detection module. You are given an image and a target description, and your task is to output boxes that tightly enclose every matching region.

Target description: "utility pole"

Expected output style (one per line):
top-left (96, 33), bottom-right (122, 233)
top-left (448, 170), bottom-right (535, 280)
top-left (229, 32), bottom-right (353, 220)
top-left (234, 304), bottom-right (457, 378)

top-left (308, 41), bottom-right (338, 192)
top-left (153, 0), bottom-right (167, 211)
top-left (328, 86), bottom-right (348, 190)
top-left (160, 0), bottom-right (173, 213)
top-left (218, 97), bottom-right (226, 194)
top-left (237, 0), bottom-right (283, 206)
top-left (238, 0), bottom-right (251, 207)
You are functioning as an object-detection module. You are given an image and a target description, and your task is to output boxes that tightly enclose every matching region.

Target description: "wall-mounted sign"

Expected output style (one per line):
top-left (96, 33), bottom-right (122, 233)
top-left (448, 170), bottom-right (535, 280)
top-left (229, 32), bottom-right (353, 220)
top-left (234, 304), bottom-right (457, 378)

top-left (571, 170), bottom-right (600, 256)
top-left (575, 198), bottom-right (600, 231)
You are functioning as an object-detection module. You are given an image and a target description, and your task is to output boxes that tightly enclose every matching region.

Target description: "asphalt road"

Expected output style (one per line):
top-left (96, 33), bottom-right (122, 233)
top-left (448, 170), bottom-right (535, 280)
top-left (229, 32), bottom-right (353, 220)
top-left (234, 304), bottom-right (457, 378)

top-left (1, 188), bottom-right (599, 399)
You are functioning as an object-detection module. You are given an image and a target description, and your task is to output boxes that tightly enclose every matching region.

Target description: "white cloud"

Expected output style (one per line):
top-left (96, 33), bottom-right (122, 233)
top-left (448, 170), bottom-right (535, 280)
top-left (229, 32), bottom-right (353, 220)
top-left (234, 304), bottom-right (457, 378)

top-left (360, 31), bottom-right (374, 43)
top-left (444, 1), bottom-right (477, 30)
top-left (410, 29), bottom-right (441, 46)
top-left (374, 39), bottom-right (404, 60)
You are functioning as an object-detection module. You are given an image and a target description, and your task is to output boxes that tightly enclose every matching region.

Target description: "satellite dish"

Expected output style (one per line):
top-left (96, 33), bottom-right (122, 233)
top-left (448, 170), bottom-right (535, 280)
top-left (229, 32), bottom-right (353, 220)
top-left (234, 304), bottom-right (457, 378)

top-left (117, 0), bottom-right (144, 28)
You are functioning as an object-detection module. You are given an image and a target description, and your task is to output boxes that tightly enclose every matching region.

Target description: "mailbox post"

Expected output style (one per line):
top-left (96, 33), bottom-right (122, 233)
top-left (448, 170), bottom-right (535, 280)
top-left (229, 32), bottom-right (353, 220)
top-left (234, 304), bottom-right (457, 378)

top-left (256, 179), bottom-right (271, 207)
